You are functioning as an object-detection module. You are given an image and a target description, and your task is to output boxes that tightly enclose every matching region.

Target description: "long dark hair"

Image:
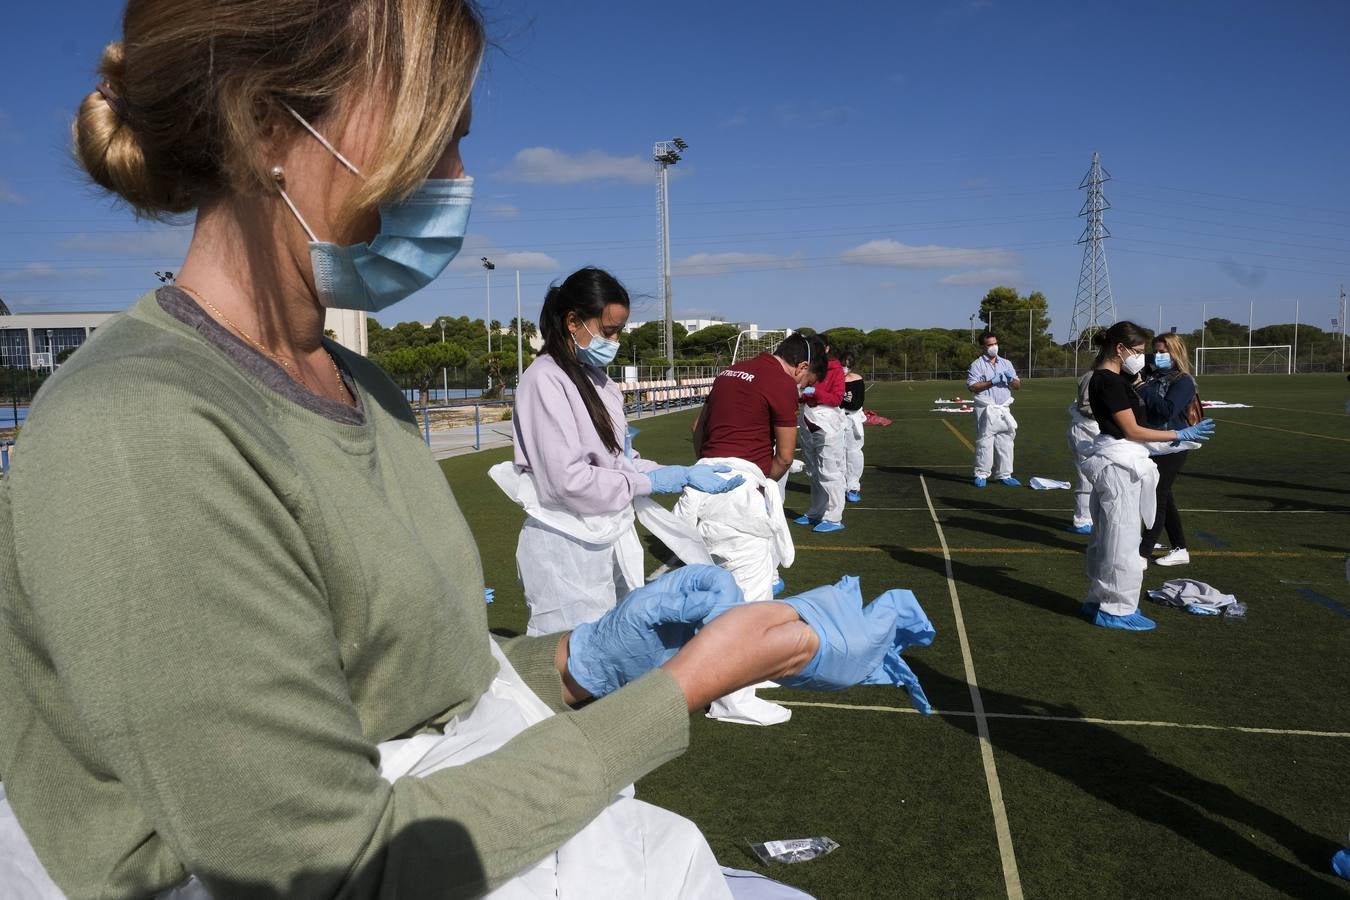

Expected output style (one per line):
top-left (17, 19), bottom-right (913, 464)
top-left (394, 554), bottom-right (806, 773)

top-left (1092, 321), bottom-right (1152, 366)
top-left (539, 267), bottom-right (630, 454)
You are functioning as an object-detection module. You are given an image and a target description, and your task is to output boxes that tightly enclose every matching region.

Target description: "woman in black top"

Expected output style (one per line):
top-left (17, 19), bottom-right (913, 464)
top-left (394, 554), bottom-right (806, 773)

top-left (840, 352), bottom-right (866, 503)
top-left (1137, 333), bottom-right (1199, 567)
top-left (1082, 322), bottom-right (1215, 631)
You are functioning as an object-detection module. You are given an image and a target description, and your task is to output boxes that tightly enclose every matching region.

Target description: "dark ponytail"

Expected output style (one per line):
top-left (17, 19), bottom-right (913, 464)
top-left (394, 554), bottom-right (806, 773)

top-left (1092, 321), bottom-right (1152, 366)
top-left (539, 267), bottom-right (631, 455)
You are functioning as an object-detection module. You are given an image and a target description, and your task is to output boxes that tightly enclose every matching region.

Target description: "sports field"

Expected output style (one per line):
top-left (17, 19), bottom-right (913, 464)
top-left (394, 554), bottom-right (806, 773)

top-left (440, 373), bottom-right (1350, 899)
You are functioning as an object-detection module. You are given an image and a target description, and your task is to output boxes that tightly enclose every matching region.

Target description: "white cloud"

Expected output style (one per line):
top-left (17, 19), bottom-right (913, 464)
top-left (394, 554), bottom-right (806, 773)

top-left (499, 147), bottom-right (651, 185)
top-left (673, 252), bottom-right (801, 277)
top-left (940, 268), bottom-right (1024, 286)
top-left (491, 251), bottom-right (559, 271)
top-left (840, 240), bottom-right (1018, 270)
top-left (0, 263), bottom-right (103, 283)
top-left (448, 235), bottom-right (559, 272)
top-left (61, 230), bottom-right (192, 256)
top-left (483, 203), bottom-right (520, 220)
top-left (0, 178), bottom-right (25, 204)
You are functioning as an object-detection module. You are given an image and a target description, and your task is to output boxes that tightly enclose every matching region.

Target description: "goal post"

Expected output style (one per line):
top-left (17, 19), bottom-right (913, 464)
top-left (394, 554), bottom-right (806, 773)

top-left (1193, 345), bottom-right (1292, 375)
top-left (731, 328), bottom-right (789, 364)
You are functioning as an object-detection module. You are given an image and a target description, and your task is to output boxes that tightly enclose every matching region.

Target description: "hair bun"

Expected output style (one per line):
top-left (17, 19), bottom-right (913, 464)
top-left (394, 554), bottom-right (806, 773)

top-left (1091, 330), bottom-right (1108, 348)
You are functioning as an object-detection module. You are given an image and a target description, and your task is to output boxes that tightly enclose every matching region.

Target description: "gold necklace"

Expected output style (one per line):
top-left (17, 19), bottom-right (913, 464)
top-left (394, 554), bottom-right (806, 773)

top-left (177, 284), bottom-right (349, 400)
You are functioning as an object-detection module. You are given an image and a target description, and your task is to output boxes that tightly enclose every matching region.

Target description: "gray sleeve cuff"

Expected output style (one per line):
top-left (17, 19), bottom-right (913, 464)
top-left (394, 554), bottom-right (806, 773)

top-left (569, 668), bottom-right (689, 793)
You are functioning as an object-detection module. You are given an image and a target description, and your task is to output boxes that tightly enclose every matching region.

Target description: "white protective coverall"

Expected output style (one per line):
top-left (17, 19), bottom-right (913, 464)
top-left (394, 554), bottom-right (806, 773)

top-left (1080, 436), bottom-right (1159, 616)
top-left (489, 463), bottom-right (713, 635)
top-left (972, 405), bottom-right (1018, 481)
top-left (1066, 403), bottom-right (1101, 529)
top-left (2, 641), bottom-right (811, 898)
top-left (798, 404), bottom-right (846, 523)
top-left (674, 457), bottom-right (795, 726)
top-left (843, 408), bottom-right (866, 494)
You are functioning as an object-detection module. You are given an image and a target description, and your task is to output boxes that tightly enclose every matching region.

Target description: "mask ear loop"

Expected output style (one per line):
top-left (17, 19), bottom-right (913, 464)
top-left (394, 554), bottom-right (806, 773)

top-left (269, 167), bottom-right (320, 242)
top-left (281, 102), bottom-right (362, 177)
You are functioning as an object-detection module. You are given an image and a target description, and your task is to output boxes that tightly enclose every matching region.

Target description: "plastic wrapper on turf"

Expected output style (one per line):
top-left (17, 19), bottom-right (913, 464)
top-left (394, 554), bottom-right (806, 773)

top-left (749, 837), bottom-right (839, 865)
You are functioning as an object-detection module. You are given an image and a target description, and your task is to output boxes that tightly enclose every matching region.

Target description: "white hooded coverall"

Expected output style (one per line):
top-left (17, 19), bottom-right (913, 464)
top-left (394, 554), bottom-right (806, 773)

top-left (966, 354), bottom-right (1019, 480)
top-left (1081, 436), bottom-right (1159, 616)
top-left (1067, 403), bottom-right (1101, 529)
top-left (798, 404), bottom-right (846, 523)
top-left (843, 409), bottom-right (866, 494)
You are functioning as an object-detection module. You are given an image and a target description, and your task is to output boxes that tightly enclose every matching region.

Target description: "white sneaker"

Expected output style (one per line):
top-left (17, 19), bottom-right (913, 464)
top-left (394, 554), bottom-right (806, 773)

top-left (1155, 548), bottom-right (1190, 567)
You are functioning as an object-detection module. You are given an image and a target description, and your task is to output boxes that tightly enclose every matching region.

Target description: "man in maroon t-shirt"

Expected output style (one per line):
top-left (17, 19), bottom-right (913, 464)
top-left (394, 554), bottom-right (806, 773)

top-left (693, 334), bottom-right (825, 478)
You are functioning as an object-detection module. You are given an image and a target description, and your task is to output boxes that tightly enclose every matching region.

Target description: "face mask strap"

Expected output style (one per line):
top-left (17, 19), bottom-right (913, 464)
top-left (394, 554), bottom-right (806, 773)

top-left (282, 102), bottom-right (362, 177)
top-left (268, 167), bottom-right (320, 242)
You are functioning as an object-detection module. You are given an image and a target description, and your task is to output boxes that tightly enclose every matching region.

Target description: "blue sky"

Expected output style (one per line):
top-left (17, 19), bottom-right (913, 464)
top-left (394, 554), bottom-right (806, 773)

top-left (1, 0), bottom-right (1348, 339)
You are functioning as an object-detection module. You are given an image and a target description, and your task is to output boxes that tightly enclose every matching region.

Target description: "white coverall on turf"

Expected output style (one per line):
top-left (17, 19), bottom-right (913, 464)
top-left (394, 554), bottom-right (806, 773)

top-left (798, 404), bottom-right (846, 523)
top-left (3, 641), bottom-right (812, 899)
top-left (1067, 403), bottom-right (1100, 529)
top-left (967, 355), bottom-right (1018, 480)
top-left (843, 408), bottom-right (866, 494)
top-left (489, 463), bottom-right (712, 636)
top-left (1081, 436), bottom-right (1159, 616)
top-left (674, 457), bottom-right (795, 726)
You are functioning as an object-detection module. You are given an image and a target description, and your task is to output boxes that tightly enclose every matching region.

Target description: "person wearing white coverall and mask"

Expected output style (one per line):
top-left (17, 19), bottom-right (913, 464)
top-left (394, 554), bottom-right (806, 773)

top-left (967, 331), bottom-right (1021, 487)
top-left (1066, 370), bottom-right (1100, 533)
top-left (794, 335), bottom-right (849, 532)
top-left (839, 352), bottom-right (867, 504)
top-left (679, 333), bottom-right (827, 725)
top-left (1082, 321), bottom-right (1216, 631)
top-left (0, 2), bottom-right (933, 895)
top-left (499, 267), bottom-right (743, 636)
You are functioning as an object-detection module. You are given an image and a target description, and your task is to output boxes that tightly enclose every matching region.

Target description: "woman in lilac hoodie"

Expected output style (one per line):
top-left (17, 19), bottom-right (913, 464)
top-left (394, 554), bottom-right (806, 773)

top-left (505, 268), bottom-right (741, 634)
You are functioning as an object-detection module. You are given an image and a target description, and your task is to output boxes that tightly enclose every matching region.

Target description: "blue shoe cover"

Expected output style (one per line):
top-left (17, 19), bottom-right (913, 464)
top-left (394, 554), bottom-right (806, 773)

top-left (1092, 609), bottom-right (1157, 631)
top-left (999, 476), bottom-right (1022, 487)
top-left (771, 577), bottom-right (786, 596)
top-left (813, 521), bottom-right (846, 533)
top-left (973, 477), bottom-right (987, 488)
top-left (1332, 848), bottom-right (1350, 881)
top-left (1080, 601), bottom-right (1100, 618)
top-left (1067, 523), bottom-right (1093, 534)
top-left (846, 490), bottom-right (862, 503)
top-left (793, 515), bottom-right (820, 526)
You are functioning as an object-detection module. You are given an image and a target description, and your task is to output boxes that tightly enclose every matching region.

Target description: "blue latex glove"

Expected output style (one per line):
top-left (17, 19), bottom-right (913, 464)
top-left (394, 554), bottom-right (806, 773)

top-left (686, 464), bottom-right (745, 494)
top-left (859, 588), bottom-right (937, 714)
top-left (801, 386), bottom-right (816, 396)
top-left (1175, 418), bottom-right (1215, 442)
top-left (484, 587), bottom-right (495, 604)
top-left (567, 565), bottom-right (743, 697)
top-left (647, 465), bottom-right (690, 494)
top-left (776, 576), bottom-right (906, 692)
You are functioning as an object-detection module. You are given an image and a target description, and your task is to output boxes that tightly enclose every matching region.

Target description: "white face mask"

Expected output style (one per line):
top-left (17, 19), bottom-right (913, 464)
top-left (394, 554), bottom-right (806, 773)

top-left (1120, 348), bottom-right (1146, 375)
top-left (985, 344), bottom-right (999, 358)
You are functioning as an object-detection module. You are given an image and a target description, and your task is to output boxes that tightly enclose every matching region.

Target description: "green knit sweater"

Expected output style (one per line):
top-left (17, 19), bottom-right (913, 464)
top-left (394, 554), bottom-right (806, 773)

top-left (0, 292), bottom-right (690, 899)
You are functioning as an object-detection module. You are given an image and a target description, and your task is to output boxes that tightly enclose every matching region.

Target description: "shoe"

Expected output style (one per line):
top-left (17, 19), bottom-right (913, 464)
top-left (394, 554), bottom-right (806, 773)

top-left (998, 476), bottom-right (1022, 487)
top-left (1155, 548), bottom-right (1190, 567)
top-left (771, 577), bottom-right (786, 596)
top-left (1067, 523), bottom-right (1093, 534)
top-left (793, 515), bottom-right (820, 527)
top-left (973, 477), bottom-right (987, 488)
top-left (1092, 609), bottom-right (1157, 631)
top-left (846, 490), bottom-right (862, 503)
top-left (813, 521), bottom-right (846, 533)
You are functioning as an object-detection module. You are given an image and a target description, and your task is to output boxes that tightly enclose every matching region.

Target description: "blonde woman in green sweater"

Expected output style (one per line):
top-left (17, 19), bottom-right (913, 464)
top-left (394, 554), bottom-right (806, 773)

top-left (0, 3), bottom-right (938, 899)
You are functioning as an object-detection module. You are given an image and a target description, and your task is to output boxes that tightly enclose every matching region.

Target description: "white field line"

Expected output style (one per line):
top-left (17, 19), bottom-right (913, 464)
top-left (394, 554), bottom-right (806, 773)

top-left (776, 700), bottom-right (1350, 739)
top-left (920, 475), bottom-right (1024, 900)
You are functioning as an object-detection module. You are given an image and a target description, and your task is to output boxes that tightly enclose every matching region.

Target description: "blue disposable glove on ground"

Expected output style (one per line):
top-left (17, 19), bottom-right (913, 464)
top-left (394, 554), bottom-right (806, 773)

top-left (1175, 418), bottom-right (1215, 442)
top-left (647, 465), bottom-right (691, 494)
top-left (859, 588), bottom-right (937, 714)
top-left (686, 464), bottom-right (745, 494)
top-left (776, 576), bottom-right (909, 691)
top-left (567, 565), bottom-right (741, 697)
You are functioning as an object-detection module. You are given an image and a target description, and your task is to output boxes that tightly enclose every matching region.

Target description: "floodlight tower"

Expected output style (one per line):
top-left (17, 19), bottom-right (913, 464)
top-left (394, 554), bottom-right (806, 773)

top-left (481, 257), bottom-right (495, 354)
top-left (1068, 152), bottom-right (1116, 369)
top-left (654, 136), bottom-right (687, 377)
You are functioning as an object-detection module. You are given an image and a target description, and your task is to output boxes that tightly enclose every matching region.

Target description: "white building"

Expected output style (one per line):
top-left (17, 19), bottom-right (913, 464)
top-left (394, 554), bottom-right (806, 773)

top-left (0, 311), bottom-right (117, 369)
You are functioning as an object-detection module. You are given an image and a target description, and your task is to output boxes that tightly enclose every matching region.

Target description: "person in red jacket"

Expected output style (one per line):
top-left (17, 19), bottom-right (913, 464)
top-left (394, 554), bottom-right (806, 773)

top-left (794, 333), bottom-right (848, 532)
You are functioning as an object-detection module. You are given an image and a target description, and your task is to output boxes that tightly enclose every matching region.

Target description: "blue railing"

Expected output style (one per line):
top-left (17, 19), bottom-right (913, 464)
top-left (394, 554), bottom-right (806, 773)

top-left (413, 399), bottom-right (515, 451)
top-left (1, 440), bottom-right (13, 476)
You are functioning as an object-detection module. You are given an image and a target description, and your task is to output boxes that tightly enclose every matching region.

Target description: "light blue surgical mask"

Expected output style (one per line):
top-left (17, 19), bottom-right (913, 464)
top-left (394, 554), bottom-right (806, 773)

top-left (1153, 352), bottom-right (1172, 370)
top-left (277, 105), bottom-right (473, 312)
top-left (575, 321), bottom-right (620, 367)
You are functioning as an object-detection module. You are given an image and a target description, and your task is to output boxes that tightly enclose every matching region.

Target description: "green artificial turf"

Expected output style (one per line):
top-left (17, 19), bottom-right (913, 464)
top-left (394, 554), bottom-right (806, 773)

top-left (439, 373), bottom-right (1350, 898)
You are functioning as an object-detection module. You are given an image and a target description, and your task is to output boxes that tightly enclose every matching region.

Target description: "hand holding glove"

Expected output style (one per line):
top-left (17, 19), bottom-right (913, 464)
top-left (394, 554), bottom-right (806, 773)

top-left (1175, 418), bottom-right (1215, 443)
top-left (567, 565), bottom-right (743, 697)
